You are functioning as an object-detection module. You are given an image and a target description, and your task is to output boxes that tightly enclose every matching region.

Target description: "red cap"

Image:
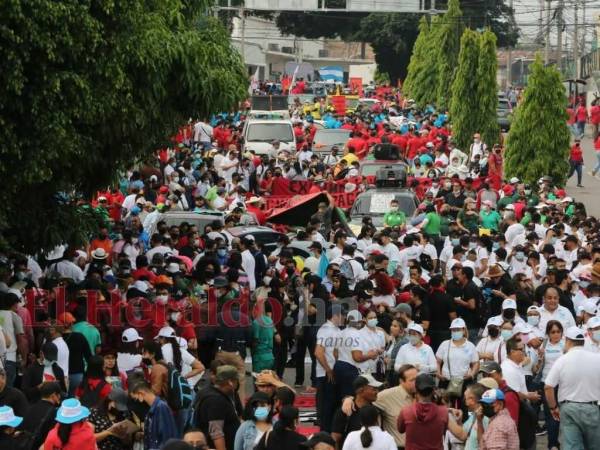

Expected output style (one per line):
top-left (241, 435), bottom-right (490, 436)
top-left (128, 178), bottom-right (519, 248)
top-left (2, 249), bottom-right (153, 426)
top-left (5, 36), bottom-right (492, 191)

top-left (159, 186), bottom-right (169, 194)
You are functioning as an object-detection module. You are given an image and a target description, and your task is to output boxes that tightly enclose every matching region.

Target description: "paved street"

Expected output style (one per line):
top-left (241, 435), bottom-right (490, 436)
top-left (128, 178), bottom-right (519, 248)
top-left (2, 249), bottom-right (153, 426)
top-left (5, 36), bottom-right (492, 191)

top-left (565, 131), bottom-right (599, 216)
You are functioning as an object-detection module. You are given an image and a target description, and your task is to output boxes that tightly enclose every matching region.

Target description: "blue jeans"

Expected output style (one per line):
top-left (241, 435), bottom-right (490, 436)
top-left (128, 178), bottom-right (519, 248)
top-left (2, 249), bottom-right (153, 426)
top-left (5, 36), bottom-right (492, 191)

top-left (560, 402), bottom-right (600, 450)
top-left (569, 161), bottom-right (583, 185)
top-left (543, 387), bottom-right (560, 448)
top-left (4, 360), bottom-right (17, 387)
top-left (593, 152), bottom-right (600, 174)
top-left (68, 373), bottom-right (84, 397)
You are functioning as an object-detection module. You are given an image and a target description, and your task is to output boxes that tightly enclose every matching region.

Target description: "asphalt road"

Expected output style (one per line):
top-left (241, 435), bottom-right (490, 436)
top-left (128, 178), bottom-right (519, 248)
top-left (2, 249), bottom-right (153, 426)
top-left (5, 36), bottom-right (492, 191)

top-left (565, 131), bottom-right (600, 216)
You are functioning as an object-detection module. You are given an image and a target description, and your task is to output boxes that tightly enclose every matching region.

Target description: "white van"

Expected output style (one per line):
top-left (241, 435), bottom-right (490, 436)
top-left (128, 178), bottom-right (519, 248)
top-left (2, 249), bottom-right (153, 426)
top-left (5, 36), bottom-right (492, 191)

top-left (242, 119), bottom-right (296, 157)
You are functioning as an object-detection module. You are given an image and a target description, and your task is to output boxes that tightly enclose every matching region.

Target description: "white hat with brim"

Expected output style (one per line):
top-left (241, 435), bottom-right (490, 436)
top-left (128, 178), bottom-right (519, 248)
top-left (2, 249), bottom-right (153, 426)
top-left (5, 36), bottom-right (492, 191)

top-left (46, 245), bottom-right (66, 261)
top-left (0, 406), bottom-right (22, 428)
top-left (122, 328), bottom-right (143, 343)
top-left (56, 399), bottom-right (90, 424)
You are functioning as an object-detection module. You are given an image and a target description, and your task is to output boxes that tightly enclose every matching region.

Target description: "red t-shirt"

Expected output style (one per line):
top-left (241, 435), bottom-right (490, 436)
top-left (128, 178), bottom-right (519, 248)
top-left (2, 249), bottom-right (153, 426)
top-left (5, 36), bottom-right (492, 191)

top-left (591, 105), bottom-right (600, 125)
top-left (499, 381), bottom-right (521, 424)
top-left (398, 402), bottom-right (448, 450)
top-left (570, 144), bottom-right (583, 162)
top-left (576, 106), bottom-right (587, 122)
top-left (567, 108), bottom-right (576, 125)
top-left (75, 377), bottom-right (113, 402)
top-left (406, 136), bottom-right (424, 160)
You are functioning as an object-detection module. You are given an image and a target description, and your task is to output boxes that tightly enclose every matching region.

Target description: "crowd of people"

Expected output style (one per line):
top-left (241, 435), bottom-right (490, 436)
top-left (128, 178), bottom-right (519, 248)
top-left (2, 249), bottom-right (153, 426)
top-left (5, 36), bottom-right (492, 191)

top-left (0, 88), bottom-right (600, 450)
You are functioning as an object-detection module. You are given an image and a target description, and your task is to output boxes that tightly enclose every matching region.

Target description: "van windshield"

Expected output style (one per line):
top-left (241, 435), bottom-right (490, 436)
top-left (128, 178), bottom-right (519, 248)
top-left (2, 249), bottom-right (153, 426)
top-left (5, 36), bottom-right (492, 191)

top-left (247, 123), bottom-right (294, 142)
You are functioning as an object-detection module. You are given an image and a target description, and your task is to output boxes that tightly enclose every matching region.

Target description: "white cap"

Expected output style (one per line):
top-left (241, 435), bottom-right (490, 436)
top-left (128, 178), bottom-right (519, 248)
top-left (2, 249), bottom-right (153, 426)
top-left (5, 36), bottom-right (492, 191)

top-left (534, 203), bottom-right (548, 210)
top-left (513, 323), bottom-right (532, 335)
top-left (578, 300), bottom-right (598, 316)
top-left (587, 316), bottom-right (600, 330)
top-left (488, 316), bottom-right (504, 327)
top-left (527, 305), bottom-right (540, 314)
top-left (154, 326), bottom-right (176, 340)
top-left (346, 310), bottom-right (363, 323)
top-left (176, 336), bottom-right (188, 350)
top-left (509, 177), bottom-right (520, 184)
top-left (47, 245), bottom-right (66, 261)
top-left (450, 318), bottom-right (466, 329)
top-left (166, 262), bottom-right (180, 274)
top-left (131, 280), bottom-right (149, 293)
top-left (505, 204), bottom-right (515, 210)
top-left (564, 326), bottom-right (586, 341)
top-left (561, 197), bottom-right (573, 203)
top-left (122, 328), bottom-right (143, 343)
top-left (502, 299), bottom-right (517, 310)
top-left (407, 323), bottom-right (424, 335)
top-left (358, 373), bottom-right (383, 388)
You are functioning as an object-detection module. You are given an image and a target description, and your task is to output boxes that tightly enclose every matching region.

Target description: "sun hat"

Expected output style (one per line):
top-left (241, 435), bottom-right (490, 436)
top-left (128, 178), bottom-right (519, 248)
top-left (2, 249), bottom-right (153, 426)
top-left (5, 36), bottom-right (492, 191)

top-left (91, 248), bottom-right (108, 260)
top-left (485, 264), bottom-right (504, 278)
top-left (56, 398), bottom-right (90, 424)
top-left (478, 377), bottom-right (499, 390)
top-left (0, 406), bottom-right (23, 428)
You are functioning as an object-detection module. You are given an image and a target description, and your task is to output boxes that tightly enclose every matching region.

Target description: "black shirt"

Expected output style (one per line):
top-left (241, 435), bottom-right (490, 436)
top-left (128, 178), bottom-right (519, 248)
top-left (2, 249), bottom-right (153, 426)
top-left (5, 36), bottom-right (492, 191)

top-left (332, 405), bottom-right (380, 446)
top-left (255, 428), bottom-right (307, 450)
top-left (21, 400), bottom-right (57, 450)
top-left (458, 281), bottom-right (482, 329)
top-left (0, 386), bottom-right (29, 417)
top-left (412, 301), bottom-right (431, 326)
top-left (194, 385), bottom-right (240, 450)
top-left (63, 330), bottom-right (92, 374)
top-left (444, 192), bottom-right (466, 218)
top-left (484, 276), bottom-right (515, 316)
top-left (209, 308), bottom-right (252, 357)
top-left (428, 290), bottom-right (457, 331)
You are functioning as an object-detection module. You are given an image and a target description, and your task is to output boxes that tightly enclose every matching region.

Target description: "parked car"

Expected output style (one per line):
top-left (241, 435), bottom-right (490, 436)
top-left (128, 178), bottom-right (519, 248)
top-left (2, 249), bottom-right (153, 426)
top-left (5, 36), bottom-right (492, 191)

top-left (242, 119), bottom-right (296, 156)
top-left (358, 160), bottom-right (409, 179)
top-left (148, 210), bottom-right (225, 236)
top-left (227, 226), bottom-right (285, 255)
top-left (349, 188), bottom-right (419, 234)
top-left (497, 98), bottom-right (512, 131)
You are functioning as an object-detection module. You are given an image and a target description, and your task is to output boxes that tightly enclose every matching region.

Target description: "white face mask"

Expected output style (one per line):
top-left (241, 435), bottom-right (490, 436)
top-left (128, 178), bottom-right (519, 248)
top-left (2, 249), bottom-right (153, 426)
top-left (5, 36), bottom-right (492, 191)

top-left (170, 312), bottom-right (181, 323)
top-left (155, 295), bottom-right (169, 305)
top-left (263, 276), bottom-right (272, 286)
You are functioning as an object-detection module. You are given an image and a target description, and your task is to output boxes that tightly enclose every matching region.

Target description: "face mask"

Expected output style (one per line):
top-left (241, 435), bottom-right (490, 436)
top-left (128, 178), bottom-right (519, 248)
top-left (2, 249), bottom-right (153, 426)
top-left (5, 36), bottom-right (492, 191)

top-left (482, 403), bottom-right (496, 418)
top-left (390, 206), bottom-right (398, 212)
top-left (501, 329), bottom-right (513, 341)
top-left (527, 316), bottom-right (539, 326)
top-left (492, 242), bottom-right (500, 251)
top-left (488, 327), bottom-right (500, 338)
top-left (503, 309), bottom-right (516, 320)
top-left (217, 248), bottom-right (227, 257)
top-left (580, 280), bottom-right (590, 289)
top-left (469, 242), bottom-right (477, 249)
top-left (451, 238), bottom-right (460, 246)
top-left (515, 252), bottom-right (525, 261)
top-left (108, 407), bottom-right (120, 416)
top-left (550, 237), bottom-right (557, 245)
top-left (593, 330), bottom-right (600, 342)
top-left (43, 359), bottom-right (53, 367)
top-left (521, 333), bottom-right (530, 344)
top-left (254, 406), bottom-right (270, 421)
top-left (173, 176), bottom-right (180, 182)
top-left (155, 295), bottom-right (169, 305)
top-left (409, 335), bottom-right (421, 346)
top-left (451, 331), bottom-right (464, 341)
top-left (367, 318), bottom-right (378, 328)
top-left (170, 312), bottom-right (181, 323)
top-left (263, 276), bottom-right (272, 286)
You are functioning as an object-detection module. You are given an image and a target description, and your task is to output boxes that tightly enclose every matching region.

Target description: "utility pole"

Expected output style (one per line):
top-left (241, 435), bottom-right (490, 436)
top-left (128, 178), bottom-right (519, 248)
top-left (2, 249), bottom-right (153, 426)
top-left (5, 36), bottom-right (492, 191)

top-left (240, 6), bottom-right (246, 72)
top-left (556, 0), bottom-right (563, 71)
top-left (574, 0), bottom-right (579, 78)
top-left (581, 0), bottom-right (586, 56)
top-left (545, 0), bottom-right (552, 63)
top-left (507, 0), bottom-right (513, 86)
top-left (538, 0), bottom-right (544, 46)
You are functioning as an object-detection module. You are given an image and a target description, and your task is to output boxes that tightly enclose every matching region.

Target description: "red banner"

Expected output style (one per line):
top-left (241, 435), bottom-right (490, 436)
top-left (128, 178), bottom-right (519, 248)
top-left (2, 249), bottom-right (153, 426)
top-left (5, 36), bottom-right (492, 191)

top-left (349, 77), bottom-right (363, 97)
top-left (330, 95), bottom-right (346, 115)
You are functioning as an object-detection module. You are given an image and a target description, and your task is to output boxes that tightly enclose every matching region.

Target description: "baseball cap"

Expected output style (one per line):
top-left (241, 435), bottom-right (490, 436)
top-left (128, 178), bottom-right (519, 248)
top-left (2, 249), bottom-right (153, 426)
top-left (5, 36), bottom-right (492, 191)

top-left (488, 316), bottom-right (503, 327)
top-left (564, 326), bottom-right (586, 341)
top-left (587, 316), bottom-right (600, 329)
top-left (346, 310), bottom-right (363, 323)
top-left (57, 312), bottom-right (75, 326)
top-left (527, 305), bottom-right (540, 314)
top-left (578, 300), bottom-right (598, 316)
top-left (407, 323), bottom-right (424, 335)
top-left (108, 388), bottom-right (129, 411)
top-left (502, 299), bottom-right (517, 310)
top-left (122, 328), bottom-right (143, 343)
top-left (154, 326), bottom-right (176, 340)
top-left (509, 177), bottom-right (520, 184)
top-left (480, 388), bottom-right (505, 403)
top-left (450, 318), bottom-right (466, 329)
top-left (393, 302), bottom-right (412, 316)
top-left (479, 361), bottom-right (502, 374)
top-left (353, 374), bottom-right (383, 391)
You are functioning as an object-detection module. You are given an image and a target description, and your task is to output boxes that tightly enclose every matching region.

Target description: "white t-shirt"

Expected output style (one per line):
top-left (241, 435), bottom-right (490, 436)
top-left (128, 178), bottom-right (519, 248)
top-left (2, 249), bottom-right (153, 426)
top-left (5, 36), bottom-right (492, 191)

top-left (337, 327), bottom-right (361, 365)
top-left (53, 336), bottom-right (70, 376)
top-left (501, 358), bottom-right (528, 394)
top-left (117, 352), bottom-right (143, 372)
top-left (353, 326), bottom-right (386, 373)
top-left (436, 339), bottom-right (478, 379)
top-left (505, 223), bottom-right (525, 248)
top-left (475, 336), bottom-right (502, 362)
top-left (241, 249), bottom-right (256, 290)
top-left (541, 340), bottom-right (565, 382)
top-left (315, 321), bottom-right (341, 378)
top-left (0, 325), bottom-right (6, 368)
top-left (0, 311), bottom-right (23, 362)
top-left (538, 305), bottom-right (576, 332)
top-left (342, 426), bottom-right (397, 450)
top-left (193, 121), bottom-right (213, 143)
top-left (545, 347), bottom-right (600, 402)
top-left (161, 342), bottom-right (199, 383)
top-left (394, 342), bottom-right (437, 374)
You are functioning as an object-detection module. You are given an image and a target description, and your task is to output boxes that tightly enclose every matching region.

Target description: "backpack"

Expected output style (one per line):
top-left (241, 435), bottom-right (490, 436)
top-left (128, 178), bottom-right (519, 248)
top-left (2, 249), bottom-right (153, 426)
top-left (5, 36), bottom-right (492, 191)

top-left (79, 379), bottom-right (107, 408)
top-left (500, 386), bottom-right (537, 449)
top-left (161, 362), bottom-right (193, 410)
top-left (339, 258), bottom-right (355, 281)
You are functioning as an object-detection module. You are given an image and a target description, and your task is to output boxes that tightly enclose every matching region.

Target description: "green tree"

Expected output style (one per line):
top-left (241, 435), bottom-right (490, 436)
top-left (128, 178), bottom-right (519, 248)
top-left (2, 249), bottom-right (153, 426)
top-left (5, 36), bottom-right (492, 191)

top-left (449, 29), bottom-right (481, 150)
top-left (476, 29), bottom-right (500, 147)
top-left (408, 16), bottom-right (442, 106)
top-left (504, 54), bottom-right (570, 186)
top-left (435, 0), bottom-right (464, 109)
top-left (0, 0), bottom-right (248, 253)
top-left (403, 16), bottom-right (430, 99)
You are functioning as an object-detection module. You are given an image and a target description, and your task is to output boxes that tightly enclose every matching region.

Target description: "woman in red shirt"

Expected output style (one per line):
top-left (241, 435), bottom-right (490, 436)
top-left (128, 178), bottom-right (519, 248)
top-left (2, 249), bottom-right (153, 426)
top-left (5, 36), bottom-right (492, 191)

top-left (568, 139), bottom-right (584, 187)
top-left (75, 355), bottom-right (113, 408)
top-left (44, 398), bottom-right (97, 450)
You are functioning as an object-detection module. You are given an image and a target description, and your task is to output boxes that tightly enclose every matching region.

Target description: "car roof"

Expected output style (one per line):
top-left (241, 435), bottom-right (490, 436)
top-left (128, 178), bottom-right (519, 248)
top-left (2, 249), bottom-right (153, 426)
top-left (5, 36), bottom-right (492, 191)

top-left (227, 225), bottom-right (281, 236)
top-left (315, 129), bottom-right (350, 134)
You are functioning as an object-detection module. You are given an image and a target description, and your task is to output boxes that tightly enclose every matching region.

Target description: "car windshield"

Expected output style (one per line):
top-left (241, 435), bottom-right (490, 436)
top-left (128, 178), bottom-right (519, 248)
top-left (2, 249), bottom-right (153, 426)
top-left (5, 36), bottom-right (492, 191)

top-left (314, 130), bottom-right (350, 145)
top-left (346, 98), bottom-right (359, 109)
top-left (247, 123), bottom-right (293, 142)
top-left (351, 193), bottom-right (416, 216)
top-left (360, 163), bottom-right (407, 177)
top-left (498, 99), bottom-right (511, 110)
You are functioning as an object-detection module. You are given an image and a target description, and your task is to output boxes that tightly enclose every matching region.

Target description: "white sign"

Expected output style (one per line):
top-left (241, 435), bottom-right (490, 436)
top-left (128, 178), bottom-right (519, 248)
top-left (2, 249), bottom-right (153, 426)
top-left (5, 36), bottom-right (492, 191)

top-left (369, 193), bottom-right (396, 214)
top-left (346, 0), bottom-right (422, 11)
top-left (245, 0), bottom-right (318, 10)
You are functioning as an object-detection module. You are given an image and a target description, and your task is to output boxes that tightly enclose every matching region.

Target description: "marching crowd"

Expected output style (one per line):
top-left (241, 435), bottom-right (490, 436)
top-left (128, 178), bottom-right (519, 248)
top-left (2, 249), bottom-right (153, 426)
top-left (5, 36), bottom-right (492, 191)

top-left (0, 92), bottom-right (600, 450)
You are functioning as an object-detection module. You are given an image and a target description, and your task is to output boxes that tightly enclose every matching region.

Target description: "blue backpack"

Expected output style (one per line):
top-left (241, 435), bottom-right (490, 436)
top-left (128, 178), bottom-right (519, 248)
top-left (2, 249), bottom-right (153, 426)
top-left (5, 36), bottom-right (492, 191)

top-left (161, 362), bottom-right (193, 410)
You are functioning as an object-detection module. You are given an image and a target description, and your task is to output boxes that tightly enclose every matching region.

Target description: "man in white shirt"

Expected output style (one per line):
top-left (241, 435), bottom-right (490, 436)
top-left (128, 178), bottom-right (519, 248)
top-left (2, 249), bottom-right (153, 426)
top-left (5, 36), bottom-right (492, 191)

top-left (501, 337), bottom-right (540, 402)
top-left (468, 133), bottom-right (486, 162)
top-left (240, 238), bottom-right (256, 290)
top-left (503, 212), bottom-right (525, 249)
top-left (49, 321), bottom-right (70, 377)
top-left (193, 120), bottom-right (213, 148)
top-left (314, 304), bottom-right (342, 432)
top-left (220, 151), bottom-right (239, 183)
top-left (538, 286), bottom-right (576, 331)
top-left (584, 315), bottom-right (600, 353)
top-left (544, 327), bottom-right (600, 450)
top-left (333, 310), bottom-right (363, 402)
top-left (0, 293), bottom-right (25, 387)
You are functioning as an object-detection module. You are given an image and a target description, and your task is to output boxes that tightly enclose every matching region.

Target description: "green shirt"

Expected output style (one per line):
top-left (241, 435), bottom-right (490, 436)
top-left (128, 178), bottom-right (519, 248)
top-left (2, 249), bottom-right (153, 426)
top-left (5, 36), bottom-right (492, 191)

top-left (383, 210), bottom-right (406, 228)
top-left (423, 212), bottom-right (441, 235)
top-left (252, 315), bottom-right (274, 371)
top-left (520, 212), bottom-right (532, 226)
top-left (458, 210), bottom-right (479, 233)
top-left (72, 321), bottom-right (102, 354)
top-left (480, 210), bottom-right (502, 231)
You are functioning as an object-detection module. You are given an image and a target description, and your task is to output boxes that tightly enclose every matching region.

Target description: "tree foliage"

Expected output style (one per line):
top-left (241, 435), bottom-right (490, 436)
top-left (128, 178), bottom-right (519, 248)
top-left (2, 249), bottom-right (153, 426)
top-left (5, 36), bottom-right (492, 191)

top-left (476, 30), bottom-right (500, 147)
top-left (504, 55), bottom-right (570, 186)
top-left (403, 16), bottom-right (430, 100)
top-left (435, 0), bottom-right (464, 110)
top-left (449, 29), bottom-right (481, 150)
top-left (407, 16), bottom-right (442, 107)
top-left (0, 0), bottom-right (248, 253)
